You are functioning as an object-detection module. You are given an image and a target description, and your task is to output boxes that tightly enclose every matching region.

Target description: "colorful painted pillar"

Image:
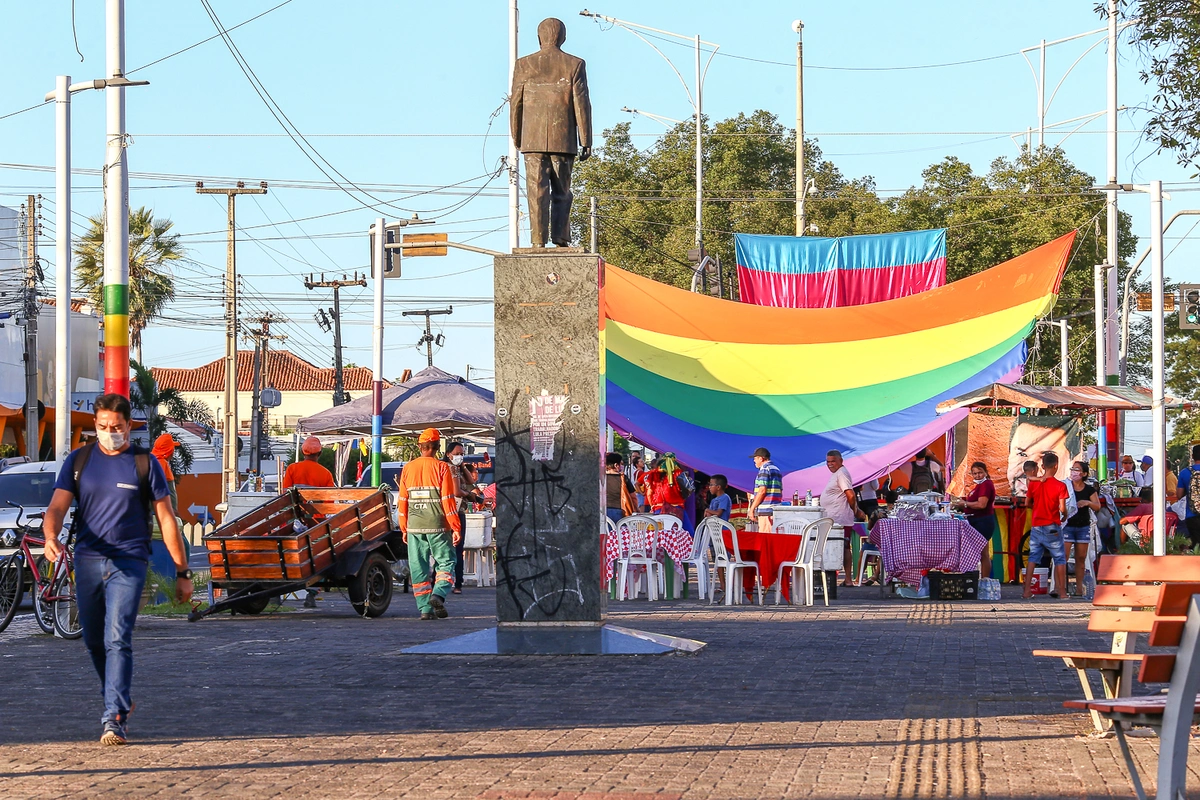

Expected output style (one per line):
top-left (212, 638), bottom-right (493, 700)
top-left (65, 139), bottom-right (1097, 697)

top-left (371, 218), bottom-right (384, 487)
top-left (103, 0), bottom-right (130, 397)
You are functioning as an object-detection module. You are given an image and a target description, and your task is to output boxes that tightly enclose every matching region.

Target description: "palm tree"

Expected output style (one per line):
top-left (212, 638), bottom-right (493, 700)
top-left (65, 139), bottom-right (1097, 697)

top-left (75, 207), bottom-right (184, 364)
top-left (129, 360), bottom-right (216, 475)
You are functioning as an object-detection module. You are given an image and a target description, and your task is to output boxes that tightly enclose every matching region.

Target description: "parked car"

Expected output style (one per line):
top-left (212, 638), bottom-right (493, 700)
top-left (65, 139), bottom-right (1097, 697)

top-left (0, 461), bottom-right (72, 549)
top-left (355, 462), bottom-right (405, 490)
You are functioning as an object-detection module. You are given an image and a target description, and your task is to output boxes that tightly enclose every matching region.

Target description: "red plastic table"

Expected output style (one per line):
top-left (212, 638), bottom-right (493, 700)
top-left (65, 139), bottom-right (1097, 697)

top-left (721, 530), bottom-right (807, 602)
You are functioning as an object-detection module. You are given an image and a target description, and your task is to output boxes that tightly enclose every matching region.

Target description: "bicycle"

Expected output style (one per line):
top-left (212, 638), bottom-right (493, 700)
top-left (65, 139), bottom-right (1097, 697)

top-left (0, 502), bottom-right (81, 639)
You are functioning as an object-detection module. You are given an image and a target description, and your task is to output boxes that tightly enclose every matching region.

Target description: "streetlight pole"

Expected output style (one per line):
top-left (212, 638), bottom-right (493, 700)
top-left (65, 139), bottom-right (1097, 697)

top-left (1148, 180), bottom-right (1167, 555)
top-left (45, 72), bottom-right (146, 461)
top-left (793, 19), bottom-right (805, 237)
top-left (52, 76), bottom-right (71, 465)
top-left (694, 33), bottom-right (703, 250)
top-left (1104, 0), bottom-right (1121, 481)
top-left (580, 10), bottom-right (718, 254)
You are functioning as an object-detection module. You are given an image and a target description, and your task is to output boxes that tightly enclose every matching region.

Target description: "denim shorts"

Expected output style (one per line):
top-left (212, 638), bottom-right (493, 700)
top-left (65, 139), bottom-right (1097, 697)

top-left (1029, 524), bottom-right (1066, 566)
top-left (1062, 524), bottom-right (1091, 544)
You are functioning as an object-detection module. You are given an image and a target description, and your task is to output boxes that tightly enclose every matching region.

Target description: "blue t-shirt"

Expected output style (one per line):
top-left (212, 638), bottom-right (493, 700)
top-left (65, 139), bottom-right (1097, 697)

top-left (708, 493), bottom-right (732, 521)
top-left (1180, 466), bottom-right (1198, 519)
top-left (54, 445), bottom-right (169, 560)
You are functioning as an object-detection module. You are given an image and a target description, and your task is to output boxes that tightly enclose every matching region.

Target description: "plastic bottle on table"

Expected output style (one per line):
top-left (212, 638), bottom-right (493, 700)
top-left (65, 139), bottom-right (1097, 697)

top-left (806, 489), bottom-right (813, 506)
top-left (792, 491), bottom-right (799, 506)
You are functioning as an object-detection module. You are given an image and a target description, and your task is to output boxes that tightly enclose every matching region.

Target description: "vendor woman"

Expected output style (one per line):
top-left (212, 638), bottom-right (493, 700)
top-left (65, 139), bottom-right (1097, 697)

top-left (953, 462), bottom-right (995, 577)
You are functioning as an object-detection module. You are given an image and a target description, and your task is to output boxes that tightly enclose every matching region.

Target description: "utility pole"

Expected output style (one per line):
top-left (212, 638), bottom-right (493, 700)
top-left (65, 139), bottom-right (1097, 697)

top-left (402, 307), bottom-right (453, 367)
top-left (589, 196), bottom-right (598, 253)
top-left (103, 0), bottom-right (128, 398)
top-left (52, 77), bottom-right (72, 463)
top-left (246, 314), bottom-right (286, 476)
top-left (509, 0), bottom-right (520, 250)
top-left (196, 180), bottom-right (267, 503)
top-left (305, 272), bottom-right (366, 406)
top-left (22, 196), bottom-right (40, 459)
top-left (793, 19), bottom-right (806, 236)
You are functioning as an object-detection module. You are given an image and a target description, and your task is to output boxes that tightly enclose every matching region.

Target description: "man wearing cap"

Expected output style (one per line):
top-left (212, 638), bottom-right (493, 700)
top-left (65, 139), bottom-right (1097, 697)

top-left (1137, 455), bottom-right (1154, 488)
top-left (748, 447), bottom-right (783, 533)
top-left (151, 433), bottom-right (180, 515)
top-left (282, 436), bottom-right (335, 490)
top-left (395, 428), bottom-right (462, 620)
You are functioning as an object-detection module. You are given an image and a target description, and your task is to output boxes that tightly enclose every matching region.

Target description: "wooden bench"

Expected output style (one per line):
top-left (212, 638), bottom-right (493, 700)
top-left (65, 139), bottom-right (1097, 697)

top-left (1063, 582), bottom-right (1200, 800)
top-left (1033, 555), bottom-right (1200, 734)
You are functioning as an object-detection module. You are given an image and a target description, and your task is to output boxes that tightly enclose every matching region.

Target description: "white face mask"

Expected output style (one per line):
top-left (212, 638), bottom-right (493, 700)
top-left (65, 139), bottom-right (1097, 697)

top-left (450, 454), bottom-right (464, 466)
top-left (97, 430), bottom-right (127, 451)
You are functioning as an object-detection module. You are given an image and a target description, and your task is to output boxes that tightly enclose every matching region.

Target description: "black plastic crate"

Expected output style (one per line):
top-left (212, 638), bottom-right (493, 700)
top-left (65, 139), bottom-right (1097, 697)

top-left (927, 570), bottom-right (979, 601)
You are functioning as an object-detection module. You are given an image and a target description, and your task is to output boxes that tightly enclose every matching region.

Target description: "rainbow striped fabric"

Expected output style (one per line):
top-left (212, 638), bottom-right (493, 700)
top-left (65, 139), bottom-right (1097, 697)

top-left (604, 232), bottom-right (1075, 493)
top-left (735, 229), bottom-right (947, 308)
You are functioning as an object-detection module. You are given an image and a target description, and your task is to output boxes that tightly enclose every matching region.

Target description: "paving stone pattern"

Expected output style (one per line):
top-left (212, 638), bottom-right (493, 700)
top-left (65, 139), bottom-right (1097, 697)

top-left (0, 585), bottom-right (1195, 798)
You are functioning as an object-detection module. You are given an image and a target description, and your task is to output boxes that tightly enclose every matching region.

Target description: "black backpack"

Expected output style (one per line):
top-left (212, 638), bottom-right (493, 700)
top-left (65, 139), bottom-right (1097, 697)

top-left (70, 442), bottom-right (155, 534)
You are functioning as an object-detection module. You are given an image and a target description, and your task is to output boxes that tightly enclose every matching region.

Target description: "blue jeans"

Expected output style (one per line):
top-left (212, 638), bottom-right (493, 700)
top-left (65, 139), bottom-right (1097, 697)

top-left (75, 555), bottom-right (147, 726)
top-left (1029, 524), bottom-right (1066, 567)
top-left (606, 508), bottom-right (625, 525)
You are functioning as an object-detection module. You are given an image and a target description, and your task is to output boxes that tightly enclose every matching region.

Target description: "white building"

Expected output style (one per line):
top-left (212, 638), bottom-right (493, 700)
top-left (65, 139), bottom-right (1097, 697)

top-left (152, 350), bottom-right (387, 434)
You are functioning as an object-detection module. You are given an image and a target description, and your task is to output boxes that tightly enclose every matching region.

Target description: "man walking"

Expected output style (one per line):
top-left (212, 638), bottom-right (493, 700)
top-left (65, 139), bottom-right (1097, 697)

top-left (1177, 445), bottom-right (1200, 547)
top-left (396, 428), bottom-right (461, 620)
top-left (42, 393), bottom-right (191, 745)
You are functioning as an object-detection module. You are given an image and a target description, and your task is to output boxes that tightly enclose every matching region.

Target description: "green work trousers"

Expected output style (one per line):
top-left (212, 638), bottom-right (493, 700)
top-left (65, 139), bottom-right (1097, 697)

top-left (408, 532), bottom-right (456, 614)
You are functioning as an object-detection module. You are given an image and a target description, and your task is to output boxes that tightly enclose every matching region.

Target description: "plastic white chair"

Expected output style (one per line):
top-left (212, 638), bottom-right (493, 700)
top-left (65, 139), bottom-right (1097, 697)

top-left (708, 518), bottom-right (762, 605)
top-left (615, 515), bottom-right (661, 601)
top-left (855, 539), bottom-right (885, 587)
top-left (775, 517), bottom-right (833, 605)
top-left (682, 518), bottom-right (715, 601)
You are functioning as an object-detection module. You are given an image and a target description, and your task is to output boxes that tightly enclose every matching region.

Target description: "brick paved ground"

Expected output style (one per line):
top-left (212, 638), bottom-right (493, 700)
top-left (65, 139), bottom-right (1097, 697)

top-left (0, 584), bottom-right (1194, 798)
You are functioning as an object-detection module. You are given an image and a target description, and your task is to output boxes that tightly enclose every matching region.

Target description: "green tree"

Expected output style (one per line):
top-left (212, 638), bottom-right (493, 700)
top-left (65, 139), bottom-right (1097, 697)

top-left (895, 147), bottom-right (1139, 387)
top-left (75, 207), bottom-right (184, 364)
top-left (1106, 0), bottom-right (1200, 168)
top-left (570, 111), bottom-right (895, 292)
top-left (129, 359), bottom-right (215, 475)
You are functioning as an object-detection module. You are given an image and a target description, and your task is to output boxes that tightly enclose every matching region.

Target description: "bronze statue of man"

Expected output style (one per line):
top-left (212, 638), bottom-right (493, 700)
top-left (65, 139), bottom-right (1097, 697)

top-left (510, 18), bottom-right (592, 249)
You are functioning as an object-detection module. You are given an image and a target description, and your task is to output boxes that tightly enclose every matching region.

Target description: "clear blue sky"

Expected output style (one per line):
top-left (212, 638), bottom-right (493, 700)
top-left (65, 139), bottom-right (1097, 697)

top-left (2, 1), bottom-right (1196, 385)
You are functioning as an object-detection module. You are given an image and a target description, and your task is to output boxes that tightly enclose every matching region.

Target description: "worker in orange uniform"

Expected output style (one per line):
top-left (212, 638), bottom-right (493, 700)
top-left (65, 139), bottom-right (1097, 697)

top-left (151, 433), bottom-right (180, 515)
top-left (282, 437), bottom-right (335, 490)
top-left (395, 428), bottom-right (462, 620)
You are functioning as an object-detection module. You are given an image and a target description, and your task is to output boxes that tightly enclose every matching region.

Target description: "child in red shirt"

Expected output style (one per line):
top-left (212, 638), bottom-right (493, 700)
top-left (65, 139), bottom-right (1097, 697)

top-left (1023, 452), bottom-right (1070, 599)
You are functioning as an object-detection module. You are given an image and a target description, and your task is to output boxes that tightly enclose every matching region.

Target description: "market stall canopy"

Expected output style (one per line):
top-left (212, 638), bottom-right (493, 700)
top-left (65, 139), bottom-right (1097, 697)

top-left (296, 366), bottom-right (494, 438)
top-left (935, 383), bottom-right (1179, 414)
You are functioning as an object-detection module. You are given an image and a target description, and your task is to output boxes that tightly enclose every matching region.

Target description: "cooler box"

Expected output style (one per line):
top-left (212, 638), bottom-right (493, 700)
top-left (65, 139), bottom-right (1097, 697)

top-left (464, 512), bottom-right (494, 549)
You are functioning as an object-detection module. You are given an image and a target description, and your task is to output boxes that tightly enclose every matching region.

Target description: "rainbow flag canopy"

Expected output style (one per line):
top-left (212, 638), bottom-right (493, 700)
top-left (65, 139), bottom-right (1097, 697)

top-left (605, 232), bottom-right (1075, 492)
top-left (735, 228), bottom-right (947, 308)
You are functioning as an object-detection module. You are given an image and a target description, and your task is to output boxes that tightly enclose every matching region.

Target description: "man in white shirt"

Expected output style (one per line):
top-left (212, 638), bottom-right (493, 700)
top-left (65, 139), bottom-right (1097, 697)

top-left (819, 450), bottom-right (865, 586)
top-left (1137, 455), bottom-right (1153, 488)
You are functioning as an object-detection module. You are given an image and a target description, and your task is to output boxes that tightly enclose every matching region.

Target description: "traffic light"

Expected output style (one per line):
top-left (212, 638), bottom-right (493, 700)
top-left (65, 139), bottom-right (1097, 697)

top-left (1181, 284), bottom-right (1200, 330)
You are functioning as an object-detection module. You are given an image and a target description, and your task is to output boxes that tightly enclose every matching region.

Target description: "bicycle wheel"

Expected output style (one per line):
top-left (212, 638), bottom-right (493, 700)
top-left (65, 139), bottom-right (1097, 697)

top-left (51, 566), bottom-right (81, 640)
top-left (31, 556), bottom-right (54, 634)
top-left (0, 554), bottom-right (24, 633)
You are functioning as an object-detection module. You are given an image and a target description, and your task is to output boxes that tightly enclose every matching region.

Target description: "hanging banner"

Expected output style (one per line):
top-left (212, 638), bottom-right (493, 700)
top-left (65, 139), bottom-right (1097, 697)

top-left (735, 228), bottom-right (947, 308)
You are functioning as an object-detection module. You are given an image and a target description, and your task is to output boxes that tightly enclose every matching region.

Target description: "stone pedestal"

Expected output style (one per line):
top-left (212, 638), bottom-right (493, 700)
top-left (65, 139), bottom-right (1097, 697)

top-left (402, 251), bottom-right (704, 657)
top-left (492, 252), bottom-right (605, 624)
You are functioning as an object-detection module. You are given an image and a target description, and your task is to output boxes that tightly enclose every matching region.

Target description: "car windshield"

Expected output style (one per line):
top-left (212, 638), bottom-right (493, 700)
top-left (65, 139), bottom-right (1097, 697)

top-left (0, 471), bottom-right (58, 510)
top-left (357, 467), bottom-right (402, 489)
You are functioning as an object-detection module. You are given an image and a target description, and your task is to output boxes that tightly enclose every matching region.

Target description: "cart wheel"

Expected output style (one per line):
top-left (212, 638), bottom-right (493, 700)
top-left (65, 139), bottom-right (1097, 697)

top-left (349, 552), bottom-right (393, 618)
top-left (231, 594), bottom-right (272, 615)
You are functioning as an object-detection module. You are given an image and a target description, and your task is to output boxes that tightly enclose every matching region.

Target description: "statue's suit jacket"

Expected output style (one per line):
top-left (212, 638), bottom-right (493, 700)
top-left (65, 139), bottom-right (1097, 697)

top-left (511, 46), bottom-right (592, 156)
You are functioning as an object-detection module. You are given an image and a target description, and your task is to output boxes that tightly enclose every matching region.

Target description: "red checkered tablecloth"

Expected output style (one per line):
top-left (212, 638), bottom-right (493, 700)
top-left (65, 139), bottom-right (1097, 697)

top-left (869, 518), bottom-right (987, 586)
top-left (604, 517), bottom-right (693, 585)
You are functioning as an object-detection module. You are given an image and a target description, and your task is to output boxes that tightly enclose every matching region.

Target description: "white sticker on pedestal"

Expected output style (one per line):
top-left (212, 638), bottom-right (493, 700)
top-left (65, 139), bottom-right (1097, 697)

top-left (529, 390), bottom-right (568, 462)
